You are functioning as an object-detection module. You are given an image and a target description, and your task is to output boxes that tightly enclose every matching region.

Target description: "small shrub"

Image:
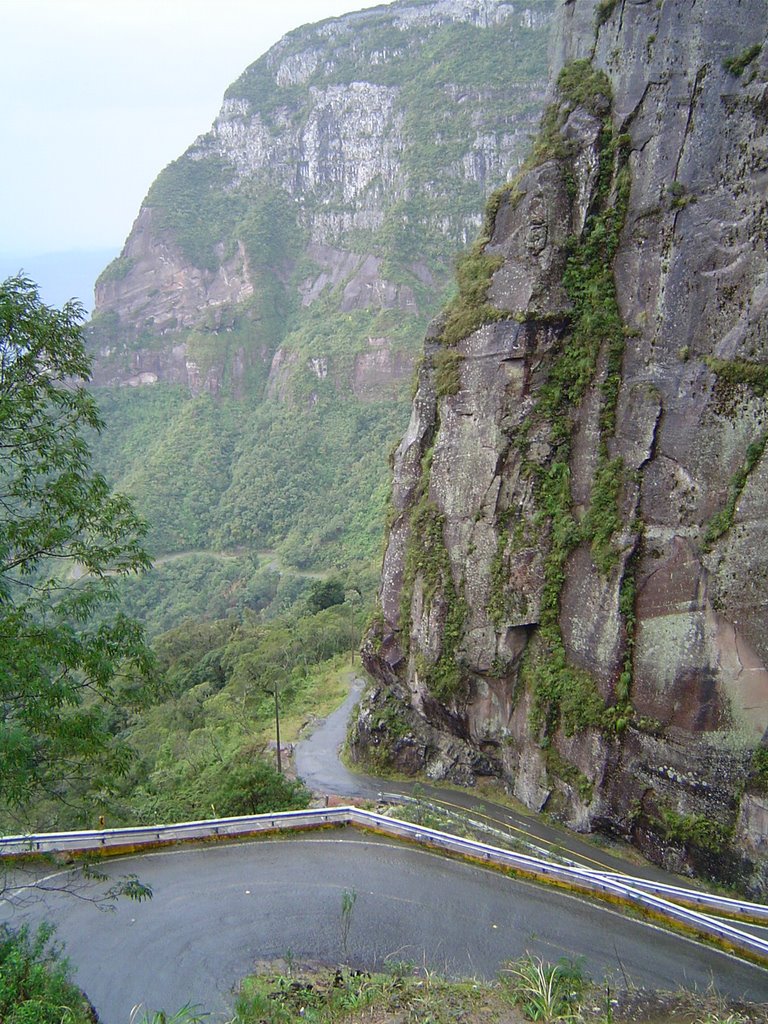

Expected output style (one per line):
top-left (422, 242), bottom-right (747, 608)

top-left (501, 955), bottom-right (587, 1022)
top-left (0, 924), bottom-right (94, 1024)
top-left (594, 0), bottom-right (619, 28)
top-left (556, 60), bottom-right (612, 114)
top-left (656, 808), bottom-right (732, 853)
top-left (723, 44), bottom-right (761, 76)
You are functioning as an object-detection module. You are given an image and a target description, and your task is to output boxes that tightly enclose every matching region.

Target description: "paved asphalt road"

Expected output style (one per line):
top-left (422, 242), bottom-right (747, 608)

top-left (296, 678), bottom-right (681, 880)
top-left (4, 831), bottom-right (768, 1023)
top-left (4, 678), bottom-right (768, 1022)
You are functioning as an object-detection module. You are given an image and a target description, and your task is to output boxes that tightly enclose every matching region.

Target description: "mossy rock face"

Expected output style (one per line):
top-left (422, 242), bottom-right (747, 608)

top-left (361, 0), bottom-right (768, 892)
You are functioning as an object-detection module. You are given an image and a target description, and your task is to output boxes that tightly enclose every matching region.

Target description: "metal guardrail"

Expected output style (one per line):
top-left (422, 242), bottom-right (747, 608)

top-left (379, 794), bottom-right (768, 925)
top-left (596, 873), bottom-right (768, 923)
top-left (3, 806), bottom-right (768, 964)
top-left (0, 807), bottom-right (342, 856)
top-left (344, 809), bottom-right (768, 962)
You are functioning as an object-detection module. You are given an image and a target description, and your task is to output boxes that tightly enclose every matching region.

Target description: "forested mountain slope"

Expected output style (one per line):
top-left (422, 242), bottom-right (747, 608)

top-left (356, 0), bottom-right (768, 893)
top-left (86, 0), bottom-right (555, 630)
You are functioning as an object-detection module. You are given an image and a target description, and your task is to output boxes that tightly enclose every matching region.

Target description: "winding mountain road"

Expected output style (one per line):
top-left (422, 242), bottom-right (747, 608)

top-left (3, 677), bottom-right (767, 1022)
top-left (296, 677), bottom-right (675, 879)
top-left (4, 831), bottom-right (768, 1023)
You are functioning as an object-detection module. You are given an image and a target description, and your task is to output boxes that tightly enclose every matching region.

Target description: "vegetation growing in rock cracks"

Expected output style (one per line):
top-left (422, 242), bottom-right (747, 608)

top-left (705, 356), bottom-right (768, 401)
top-left (749, 745), bottom-right (768, 793)
top-left (648, 805), bottom-right (736, 859)
top-left (505, 63), bottom-right (638, 741)
top-left (487, 520), bottom-right (534, 631)
top-left (723, 44), bottom-right (762, 77)
top-left (545, 746), bottom-right (594, 802)
top-left (702, 430), bottom-right (768, 551)
top-left (399, 495), bottom-right (468, 703)
top-left (556, 60), bottom-right (612, 116)
top-left (439, 246), bottom-right (506, 347)
top-left (594, 0), bottom-right (620, 29)
top-left (433, 346), bottom-right (464, 397)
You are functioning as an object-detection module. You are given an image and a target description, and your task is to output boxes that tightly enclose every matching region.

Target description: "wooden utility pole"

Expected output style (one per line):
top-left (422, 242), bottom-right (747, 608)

top-left (273, 676), bottom-right (282, 774)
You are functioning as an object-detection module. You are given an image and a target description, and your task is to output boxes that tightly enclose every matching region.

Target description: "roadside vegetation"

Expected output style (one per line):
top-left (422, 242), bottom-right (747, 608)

top-left (1, 595), bottom-right (362, 834)
top-left (161, 958), bottom-right (768, 1024)
top-left (8, 930), bottom-right (767, 1024)
top-left (0, 924), bottom-right (98, 1024)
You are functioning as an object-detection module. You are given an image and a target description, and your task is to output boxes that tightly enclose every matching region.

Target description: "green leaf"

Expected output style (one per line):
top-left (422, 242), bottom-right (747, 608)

top-left (0, 276), bottom-right (157, 815)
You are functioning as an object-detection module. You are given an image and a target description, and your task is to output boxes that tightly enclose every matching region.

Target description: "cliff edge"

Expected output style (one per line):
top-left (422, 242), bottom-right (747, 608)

top-left (356, 0), bottom-right (768, 893)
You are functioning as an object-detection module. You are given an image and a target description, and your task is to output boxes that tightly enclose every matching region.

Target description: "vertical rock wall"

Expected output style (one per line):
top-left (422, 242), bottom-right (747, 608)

top-left (357, 0), bottom-right (768, 892)
top-left (89, 0), bottom-right (554, 395)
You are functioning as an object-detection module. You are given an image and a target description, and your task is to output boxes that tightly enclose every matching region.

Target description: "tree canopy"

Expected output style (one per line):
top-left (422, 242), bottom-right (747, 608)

top-left (0, 276), bottom-right (155, 817)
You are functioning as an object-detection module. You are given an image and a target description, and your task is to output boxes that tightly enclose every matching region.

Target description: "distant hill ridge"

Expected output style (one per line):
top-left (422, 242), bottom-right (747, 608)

top-left (89, 0), bottom-right (554, 398)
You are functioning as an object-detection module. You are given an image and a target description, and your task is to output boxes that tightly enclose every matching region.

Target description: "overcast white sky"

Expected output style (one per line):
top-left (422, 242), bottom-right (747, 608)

top-left (0, 0), bottom-right (387, 304)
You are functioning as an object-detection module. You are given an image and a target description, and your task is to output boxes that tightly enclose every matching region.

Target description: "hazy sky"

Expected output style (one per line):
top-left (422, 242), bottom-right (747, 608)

top-left (0, 0), bottom-right (388, 260)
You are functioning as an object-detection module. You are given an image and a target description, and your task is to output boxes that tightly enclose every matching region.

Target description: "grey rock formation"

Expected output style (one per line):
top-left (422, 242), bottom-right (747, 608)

top-left (89, 0), bottom-right (555, 396)
top-left (357, 0), bottom-right (768, 891)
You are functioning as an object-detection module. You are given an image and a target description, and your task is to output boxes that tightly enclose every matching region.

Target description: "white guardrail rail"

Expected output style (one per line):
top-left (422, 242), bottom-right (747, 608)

top-left (3, 806), bottom-right (768, 964)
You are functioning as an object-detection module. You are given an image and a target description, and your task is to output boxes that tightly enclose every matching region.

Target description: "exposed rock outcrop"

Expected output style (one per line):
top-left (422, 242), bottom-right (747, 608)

top-left (89, 0), bottom-right (554, 396)
top-left (357, 0), bottom-right (768, 892)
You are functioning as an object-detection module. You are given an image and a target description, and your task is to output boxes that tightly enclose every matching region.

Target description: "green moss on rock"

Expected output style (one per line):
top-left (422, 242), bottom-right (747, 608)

top-left (433, 348), bottom-right (464, 397)
top-left (702, 429), bottom-right (768, 550)
top-left (439, 247), bottom-right (506, 347)
top-left (546, 746), bottom-right (594, 801)
top-left (581, 456), bottom-right (625, 573)
top-left (723, 44), bottom-right (762, 76)
top-left (705, 355), bottom-right (768, 405)
top-left (556, 60), bottom-right (612, 115)
top-left (400, 497), bottom-right (468, 703)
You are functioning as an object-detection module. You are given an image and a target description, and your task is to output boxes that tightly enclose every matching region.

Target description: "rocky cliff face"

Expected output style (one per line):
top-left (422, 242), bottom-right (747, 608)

top-left (356, 0), bottom-right (768, 892)
top-left (90, 0), bottom-right (554, 396)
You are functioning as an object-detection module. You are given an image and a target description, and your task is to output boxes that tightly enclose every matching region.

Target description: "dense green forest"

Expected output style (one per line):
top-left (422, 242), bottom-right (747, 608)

top-left (86, 383), bottom-right (402, 637)
top-left (7, 379), bottom-right (403, 835)
top-left (2, 350), bottom-right (410, 833)
top-left (90, 386), bottom-right (406, 580)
